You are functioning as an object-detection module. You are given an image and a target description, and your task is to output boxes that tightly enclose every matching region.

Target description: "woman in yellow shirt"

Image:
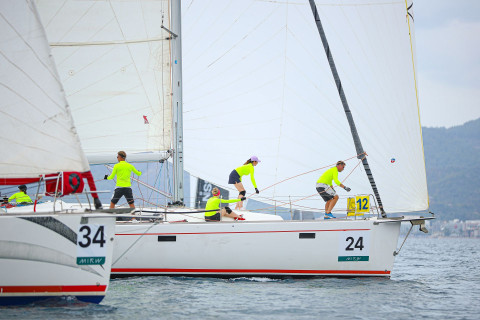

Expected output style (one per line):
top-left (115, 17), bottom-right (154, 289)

top-left (228, 156), bottom-right (260, 210)
top-left (205, 187), bottom-right (246, 221)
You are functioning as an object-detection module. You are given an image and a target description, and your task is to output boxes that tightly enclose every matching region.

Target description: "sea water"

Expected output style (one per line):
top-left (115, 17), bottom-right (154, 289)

top-left (1, 237), bottom-right (479, 320)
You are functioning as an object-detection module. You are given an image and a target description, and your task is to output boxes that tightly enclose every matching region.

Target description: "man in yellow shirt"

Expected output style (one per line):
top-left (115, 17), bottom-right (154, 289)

top-left (105, 151), bottom-right (142, 209)
top-left (8, 185), bottom-right (33, 204)
top-left (316, 161), bottom-right (351, 219)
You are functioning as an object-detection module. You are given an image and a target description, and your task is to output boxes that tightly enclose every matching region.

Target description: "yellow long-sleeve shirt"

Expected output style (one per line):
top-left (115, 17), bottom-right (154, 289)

top-left (107, 161), bottom-right (142, 187)
top-left (8, 192), bottom-right (32, 203)
top-left (235, 163), bottom-right (257, 188)
top-left (317, 166), bottom-right (341, 186)
top-left (205, 196), bottom-right (241, 217)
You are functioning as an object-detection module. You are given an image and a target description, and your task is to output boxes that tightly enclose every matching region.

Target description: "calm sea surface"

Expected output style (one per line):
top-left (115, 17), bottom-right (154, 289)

top-left (1, 237), bottom-right (479, 320)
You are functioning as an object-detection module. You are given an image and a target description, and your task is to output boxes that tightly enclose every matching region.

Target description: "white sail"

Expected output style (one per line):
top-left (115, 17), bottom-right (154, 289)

top-left (35, 0), bottom-right (173, 164)
top-left (0, 0), bottom-right (90, 181)
top-left (181, 0), bottom-right (428, 213)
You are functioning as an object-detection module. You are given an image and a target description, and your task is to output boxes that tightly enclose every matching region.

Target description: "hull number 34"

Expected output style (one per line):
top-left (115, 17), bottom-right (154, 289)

top-left (76, 224), bottom-right (107, 265)
top-left (338, 230), bottom-right (370, 262)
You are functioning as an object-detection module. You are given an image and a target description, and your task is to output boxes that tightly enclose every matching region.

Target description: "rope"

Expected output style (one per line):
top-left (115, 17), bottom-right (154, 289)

top-left (247, 152), bottom-right (366, 198)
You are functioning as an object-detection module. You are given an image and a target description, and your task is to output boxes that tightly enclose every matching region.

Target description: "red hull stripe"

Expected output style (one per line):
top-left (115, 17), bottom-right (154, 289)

top-left (116, 228), bottom-right (371, 236)
top-left (0, 285), bottom-right (107, 293)
top-left (111, 268), bottom-right (390, 275)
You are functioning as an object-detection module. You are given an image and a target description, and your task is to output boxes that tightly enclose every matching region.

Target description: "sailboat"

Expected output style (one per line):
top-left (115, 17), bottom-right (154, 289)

top-left (35, 0), bottom-right (434, 277)
top-left (0, 0), bottom-right (117, 305)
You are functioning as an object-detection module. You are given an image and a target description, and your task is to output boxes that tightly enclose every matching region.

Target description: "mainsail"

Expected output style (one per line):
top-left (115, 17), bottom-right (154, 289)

top-left (0, 0), bottom-right (90, 183)
top-left (36, 0), bottom-right (173, 164)
top-left (181, 0), bottom-right (428, 213)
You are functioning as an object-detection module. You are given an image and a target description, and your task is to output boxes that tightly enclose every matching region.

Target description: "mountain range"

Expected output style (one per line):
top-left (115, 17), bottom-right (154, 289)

top-left (423, 117), bottom-right (480, 221)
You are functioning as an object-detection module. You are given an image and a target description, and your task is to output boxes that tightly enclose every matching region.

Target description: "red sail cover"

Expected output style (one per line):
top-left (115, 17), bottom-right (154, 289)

top-left (45, 172), bottom-right (85, 196)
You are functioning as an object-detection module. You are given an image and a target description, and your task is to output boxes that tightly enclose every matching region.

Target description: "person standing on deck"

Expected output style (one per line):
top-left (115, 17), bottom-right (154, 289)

top-left (228, 156), bottom-right (260, 210)
top-left (316, 160), bottom-right (351, 219)
top-left (105, 151), bottom-right (142, 209)
top-left (8, 185), bottom-right (33, 204)
top-left (205, 187), bottom-right (246, 221)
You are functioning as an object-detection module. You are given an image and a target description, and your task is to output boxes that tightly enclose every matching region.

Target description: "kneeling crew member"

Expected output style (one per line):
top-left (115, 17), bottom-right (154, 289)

top-left (205, 187), bottom-right (246, 221)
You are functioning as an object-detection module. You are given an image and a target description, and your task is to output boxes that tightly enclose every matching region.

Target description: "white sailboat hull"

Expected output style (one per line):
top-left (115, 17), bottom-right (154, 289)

top-left (112, 218), bottom-right (400, 277)
top-left (0, 213), bottom-right (116, 305)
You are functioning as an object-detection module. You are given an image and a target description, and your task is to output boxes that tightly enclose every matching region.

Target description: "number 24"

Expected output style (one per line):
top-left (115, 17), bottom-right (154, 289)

top-left (345, 236), bottom-right (364, 251)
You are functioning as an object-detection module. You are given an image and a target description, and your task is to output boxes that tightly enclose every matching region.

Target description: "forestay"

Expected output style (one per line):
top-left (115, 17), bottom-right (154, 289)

top-left (0, 0), bottom-right (90, 183)
top-left (181, 0), bottom-right (428, 213)
top-left (36, 0), bottom-right (173, 164)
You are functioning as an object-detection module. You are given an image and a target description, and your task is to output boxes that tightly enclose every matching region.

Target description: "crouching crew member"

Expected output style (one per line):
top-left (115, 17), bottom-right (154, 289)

top-left (228, 156), bottom-right (261, 210)
top-left (205, 187), bottom-right (246, 221)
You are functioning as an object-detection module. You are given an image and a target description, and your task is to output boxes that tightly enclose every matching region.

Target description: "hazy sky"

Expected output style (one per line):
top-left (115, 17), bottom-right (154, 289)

top-left (414, 0), bottom-right (480, 128)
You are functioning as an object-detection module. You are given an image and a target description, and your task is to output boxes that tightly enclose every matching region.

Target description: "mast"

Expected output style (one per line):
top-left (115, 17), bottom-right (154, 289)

top-left (307, 0), bottom-right (387, 218)
top-left (171, 0), bottom-right (184, 205)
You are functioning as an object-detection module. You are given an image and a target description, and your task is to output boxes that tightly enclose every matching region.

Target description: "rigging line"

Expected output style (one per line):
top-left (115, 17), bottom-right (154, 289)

top-left (183, 0), bottom-right (256, 70)
top-left (107, 1), bottom-right (155, 115)
top-left (247, 153), bottom-right (365, 199)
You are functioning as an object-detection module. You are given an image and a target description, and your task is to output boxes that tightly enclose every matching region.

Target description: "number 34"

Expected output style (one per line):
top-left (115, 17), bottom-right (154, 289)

top-left (78, 225), bottom-right (106, 248)
top-left (345, 236), bottom-right (364, 251)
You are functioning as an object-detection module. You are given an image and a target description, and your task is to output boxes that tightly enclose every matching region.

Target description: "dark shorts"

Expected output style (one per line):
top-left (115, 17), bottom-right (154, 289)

top-left (228, 170), bottom-right (241, 184)
top-left (205, 212), bottom-right (220, 222)
top-left (111, 187), bottom-right (134, 204)
top-left (316, 184), bottom-right (336, 202)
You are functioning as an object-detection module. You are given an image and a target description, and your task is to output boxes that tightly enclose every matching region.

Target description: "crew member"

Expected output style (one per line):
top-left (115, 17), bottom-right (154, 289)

top-left (228, 156), bottom-right (260, 210)
top-left (105, 151), bottom-right (142, 209)
top-left (8, 185), bottom-right (33, 204)
top-left (316, 160), bottom-right (351, 219)
top-left (205, 187), bottom-right (246, 221)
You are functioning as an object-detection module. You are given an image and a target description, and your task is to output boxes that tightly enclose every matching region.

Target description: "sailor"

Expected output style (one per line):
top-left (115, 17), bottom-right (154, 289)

top-left (8, 185), bottom-right (33, 204)
top-left (228, 156), bottom-right (261, 210)
top-left (205, 187), bottom-right (246, 221)
top-left (105, 151), bottom-right (142, 209)
top-left (316, 160), bottom-right (351, 219)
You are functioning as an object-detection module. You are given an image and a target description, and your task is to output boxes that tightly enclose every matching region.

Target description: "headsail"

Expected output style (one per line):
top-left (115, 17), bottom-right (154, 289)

top-left (181, 0), bottom-right (428, 213)
top-left (0, 0), bottom-right (90, 183)
top-left (36, 0), bottom-right (173, 164)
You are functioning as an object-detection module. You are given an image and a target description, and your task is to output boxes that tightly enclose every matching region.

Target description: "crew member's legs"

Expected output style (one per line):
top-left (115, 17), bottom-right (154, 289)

top-left (220, 207), bottom-right (244, 220)
top-left (325, 195), bottom-right (339, 214)
top-left (234, 182), bottom-right (246, 209)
